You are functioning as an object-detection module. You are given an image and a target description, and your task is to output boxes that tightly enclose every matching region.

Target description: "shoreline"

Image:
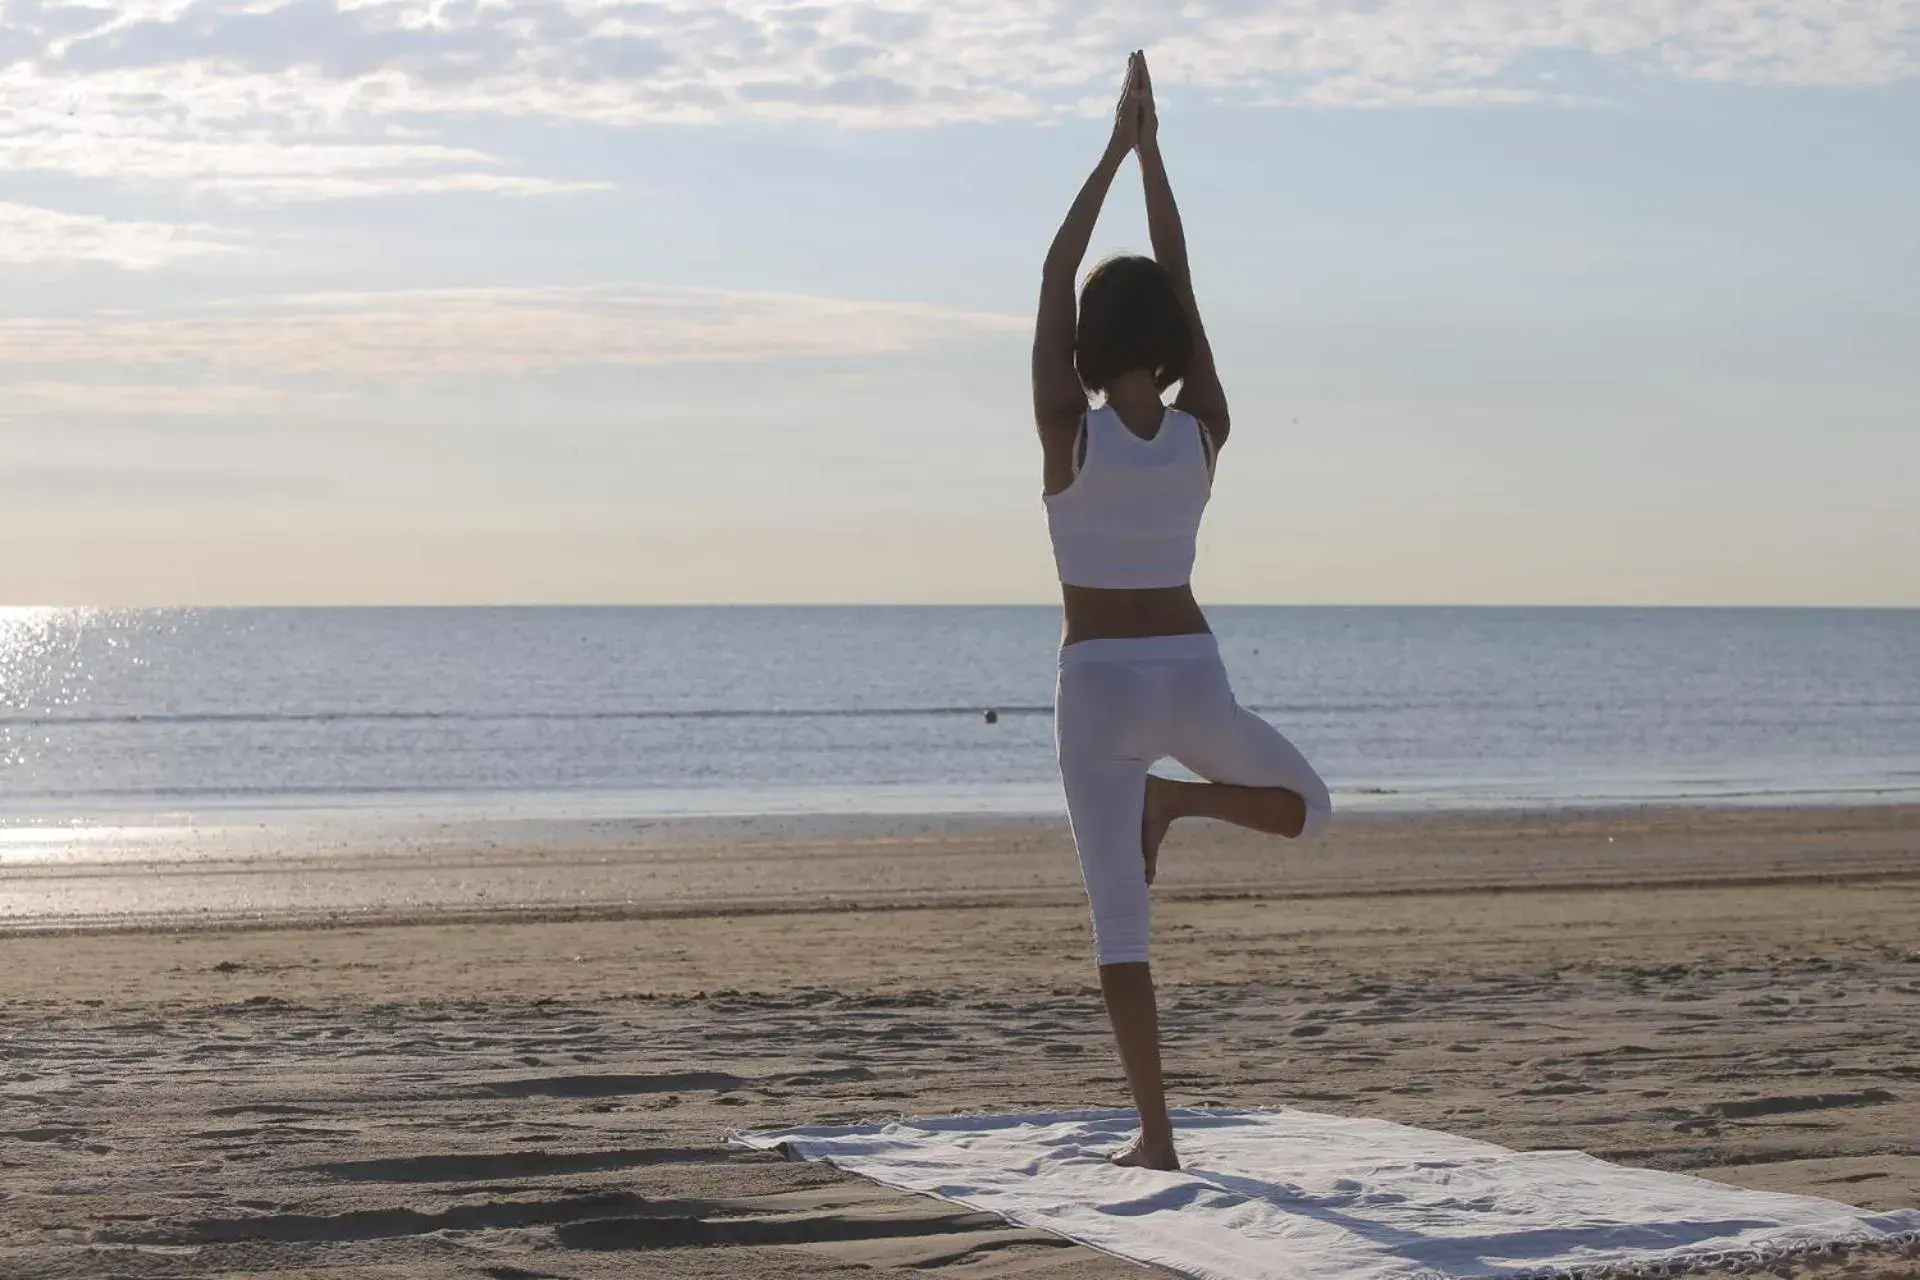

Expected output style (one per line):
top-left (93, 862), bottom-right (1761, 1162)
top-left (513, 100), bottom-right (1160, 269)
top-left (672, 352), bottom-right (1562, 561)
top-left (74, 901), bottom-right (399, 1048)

top-left (4, 802), bottom-right (1917, 936)
top-left (7, 771), bottom-right (1920, 843)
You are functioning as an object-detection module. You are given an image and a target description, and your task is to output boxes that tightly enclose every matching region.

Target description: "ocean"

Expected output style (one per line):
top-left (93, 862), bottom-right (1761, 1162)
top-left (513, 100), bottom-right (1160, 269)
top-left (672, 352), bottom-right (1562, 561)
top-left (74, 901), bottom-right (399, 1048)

top-left (2, 606), bottom-right (1917, 840)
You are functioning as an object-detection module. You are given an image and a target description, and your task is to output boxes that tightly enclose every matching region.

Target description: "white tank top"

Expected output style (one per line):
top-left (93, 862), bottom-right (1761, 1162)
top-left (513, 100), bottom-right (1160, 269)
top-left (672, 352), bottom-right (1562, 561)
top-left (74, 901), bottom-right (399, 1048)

top-left (1044, 405), bottom-right (1212, 590)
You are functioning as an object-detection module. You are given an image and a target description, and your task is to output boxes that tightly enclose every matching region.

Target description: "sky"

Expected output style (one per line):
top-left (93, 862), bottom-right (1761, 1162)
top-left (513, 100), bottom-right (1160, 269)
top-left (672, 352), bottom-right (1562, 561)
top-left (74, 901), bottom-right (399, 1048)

top-left (1, 1), bottom-right (1916, 606)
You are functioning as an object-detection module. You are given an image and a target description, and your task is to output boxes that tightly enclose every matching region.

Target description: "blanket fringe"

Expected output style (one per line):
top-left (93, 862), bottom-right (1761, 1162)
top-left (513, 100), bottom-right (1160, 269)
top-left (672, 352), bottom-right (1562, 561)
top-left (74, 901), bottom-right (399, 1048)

top-left (1494, 1228), bottom-right (1920, 1280)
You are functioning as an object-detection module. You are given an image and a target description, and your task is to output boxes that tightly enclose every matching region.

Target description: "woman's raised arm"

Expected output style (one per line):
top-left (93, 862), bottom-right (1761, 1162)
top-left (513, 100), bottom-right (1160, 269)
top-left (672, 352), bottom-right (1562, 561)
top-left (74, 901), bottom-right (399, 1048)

top-left (1034, 55), bottom-right (1142, 437)
top-left (1134, 55), bottom-right (1230, 446)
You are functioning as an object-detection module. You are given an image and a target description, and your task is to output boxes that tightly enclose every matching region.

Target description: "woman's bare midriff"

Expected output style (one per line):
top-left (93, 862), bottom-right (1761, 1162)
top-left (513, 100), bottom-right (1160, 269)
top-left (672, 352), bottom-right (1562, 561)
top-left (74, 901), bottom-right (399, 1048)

top-left (1060, 583), bottom-right (1211, 647)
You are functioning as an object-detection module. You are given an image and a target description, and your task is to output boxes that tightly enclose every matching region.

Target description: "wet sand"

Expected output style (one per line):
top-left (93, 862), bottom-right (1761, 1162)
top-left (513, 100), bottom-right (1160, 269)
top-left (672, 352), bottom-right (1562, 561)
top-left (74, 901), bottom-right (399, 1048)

top-left (3, 806), bottom-right (1917, 1278)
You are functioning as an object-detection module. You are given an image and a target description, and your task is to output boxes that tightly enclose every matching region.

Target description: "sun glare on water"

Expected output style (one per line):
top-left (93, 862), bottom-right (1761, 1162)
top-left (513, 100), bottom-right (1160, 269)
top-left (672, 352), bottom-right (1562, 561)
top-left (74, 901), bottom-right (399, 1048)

top-left (1, 607), bottom-right (97, 705)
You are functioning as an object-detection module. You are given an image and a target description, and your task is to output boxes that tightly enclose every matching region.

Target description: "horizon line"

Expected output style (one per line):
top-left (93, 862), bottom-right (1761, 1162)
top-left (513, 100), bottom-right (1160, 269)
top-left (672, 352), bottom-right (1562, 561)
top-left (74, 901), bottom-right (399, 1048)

top-left (7, 602), bottom-right (1918, 613)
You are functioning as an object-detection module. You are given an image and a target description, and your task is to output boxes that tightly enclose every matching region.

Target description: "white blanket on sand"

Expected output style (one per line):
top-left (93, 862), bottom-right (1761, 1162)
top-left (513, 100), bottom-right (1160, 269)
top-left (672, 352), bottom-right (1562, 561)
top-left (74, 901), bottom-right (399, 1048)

top-left (733, 1107), bottom-right (1920, 1280)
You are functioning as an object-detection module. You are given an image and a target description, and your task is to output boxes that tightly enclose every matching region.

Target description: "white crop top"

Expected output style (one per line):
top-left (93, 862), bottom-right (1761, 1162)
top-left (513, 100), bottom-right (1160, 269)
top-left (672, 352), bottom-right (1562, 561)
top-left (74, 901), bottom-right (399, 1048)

top-left (1044, 405), bottom-right (1212, 589)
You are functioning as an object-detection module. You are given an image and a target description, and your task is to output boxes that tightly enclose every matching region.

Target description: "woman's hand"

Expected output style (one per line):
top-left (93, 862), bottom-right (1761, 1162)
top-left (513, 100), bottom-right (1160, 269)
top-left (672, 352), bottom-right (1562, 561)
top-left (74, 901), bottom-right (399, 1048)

top-left (1105, 51), bottom-right (1143, 160)
top-left (1133, 51), bottom-right (1160, 155)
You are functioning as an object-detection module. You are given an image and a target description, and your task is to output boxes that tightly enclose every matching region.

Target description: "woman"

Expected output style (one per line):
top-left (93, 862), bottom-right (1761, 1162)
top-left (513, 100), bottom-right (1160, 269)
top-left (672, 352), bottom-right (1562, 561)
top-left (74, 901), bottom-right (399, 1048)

top-left (1037, 51), bottom-right (1333, 1172)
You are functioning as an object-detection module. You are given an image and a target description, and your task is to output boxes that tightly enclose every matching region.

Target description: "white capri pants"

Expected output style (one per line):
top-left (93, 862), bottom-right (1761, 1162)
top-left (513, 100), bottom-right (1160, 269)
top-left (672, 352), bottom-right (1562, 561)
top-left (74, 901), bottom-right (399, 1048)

top-left (1054, 632), bottom-right (1332, 966)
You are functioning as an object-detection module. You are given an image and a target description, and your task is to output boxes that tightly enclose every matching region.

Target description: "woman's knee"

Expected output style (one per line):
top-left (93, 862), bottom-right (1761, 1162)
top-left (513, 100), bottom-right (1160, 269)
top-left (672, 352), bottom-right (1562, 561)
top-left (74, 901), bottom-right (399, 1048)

top-left (1229, 712), bottom-right (1331, 820)
top-left (1077, 820), bottom-right (1151, 963)
top-left (1061, 760), bottom-right (1153, 964)
top-left (1092, 911), bottom-right (1151, 966)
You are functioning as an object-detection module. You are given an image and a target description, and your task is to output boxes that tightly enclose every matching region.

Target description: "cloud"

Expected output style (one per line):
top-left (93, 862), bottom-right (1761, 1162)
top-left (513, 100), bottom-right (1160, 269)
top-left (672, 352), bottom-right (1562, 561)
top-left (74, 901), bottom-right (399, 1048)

top-left (0, 2), bottom-right (1911, 203)
top-left (0, 200), bottom-right (234, 267)
top-left (0, 284), bottom-right (1027, 383)
top-left (0, 128), bottom-right (609, 202)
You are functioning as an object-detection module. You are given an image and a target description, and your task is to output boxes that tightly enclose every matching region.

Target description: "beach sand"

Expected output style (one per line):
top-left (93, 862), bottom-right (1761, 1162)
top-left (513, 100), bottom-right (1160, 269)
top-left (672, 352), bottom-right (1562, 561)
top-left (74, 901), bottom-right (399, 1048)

top-left (3, 806), bottom-right (1916, 1278)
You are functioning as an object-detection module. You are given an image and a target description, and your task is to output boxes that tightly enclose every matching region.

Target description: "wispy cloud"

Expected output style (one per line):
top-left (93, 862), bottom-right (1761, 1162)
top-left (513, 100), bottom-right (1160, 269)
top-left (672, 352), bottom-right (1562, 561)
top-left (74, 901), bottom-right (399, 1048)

top-left (0, 129), bottom-right (608, 203)
top-left (0, 284), bottom-right (1026, 387)
top-left (1166, 1), bottom-right (1917, 103)
top-left (1, 2), bottom-right (1911, 203)
top-left (0, 200), bottom-right (234, 268)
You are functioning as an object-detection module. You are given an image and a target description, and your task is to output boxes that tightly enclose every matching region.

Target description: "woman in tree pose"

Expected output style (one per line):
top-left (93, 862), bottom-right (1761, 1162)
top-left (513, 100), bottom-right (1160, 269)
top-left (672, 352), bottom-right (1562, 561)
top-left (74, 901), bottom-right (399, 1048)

top-left (1037, 51), bottom-right (1333, 1171)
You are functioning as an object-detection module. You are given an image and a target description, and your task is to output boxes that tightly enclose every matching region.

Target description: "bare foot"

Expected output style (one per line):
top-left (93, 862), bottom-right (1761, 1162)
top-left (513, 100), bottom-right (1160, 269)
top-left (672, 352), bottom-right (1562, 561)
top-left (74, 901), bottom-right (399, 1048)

top-left (1109, 1133), bottom-right (1181, 1171)
top-left (1141, 775), bottom-right (1177, 886)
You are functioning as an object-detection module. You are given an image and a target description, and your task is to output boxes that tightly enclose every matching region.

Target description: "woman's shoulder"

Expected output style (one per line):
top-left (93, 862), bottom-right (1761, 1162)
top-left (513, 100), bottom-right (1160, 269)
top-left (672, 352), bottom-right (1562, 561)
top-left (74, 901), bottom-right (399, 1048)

top-left (1164, 404), bottom-right (1209, 438)
top-left (1037, 400), bottom-right (1093, 436)
top-left (1169, 405), bottom-right (1219, 467)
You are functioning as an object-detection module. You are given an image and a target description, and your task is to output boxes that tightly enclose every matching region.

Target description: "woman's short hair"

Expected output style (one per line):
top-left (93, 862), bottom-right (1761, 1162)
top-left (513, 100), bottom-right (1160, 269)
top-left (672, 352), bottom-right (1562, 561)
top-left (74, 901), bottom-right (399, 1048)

top-left (1074, 254), bottom-right (1193, 394)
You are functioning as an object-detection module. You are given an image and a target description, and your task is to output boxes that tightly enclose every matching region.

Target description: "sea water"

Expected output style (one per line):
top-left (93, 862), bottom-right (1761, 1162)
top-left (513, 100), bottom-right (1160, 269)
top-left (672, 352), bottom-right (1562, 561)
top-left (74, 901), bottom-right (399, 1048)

top-left (2, 607), bottom-right (1916, 833)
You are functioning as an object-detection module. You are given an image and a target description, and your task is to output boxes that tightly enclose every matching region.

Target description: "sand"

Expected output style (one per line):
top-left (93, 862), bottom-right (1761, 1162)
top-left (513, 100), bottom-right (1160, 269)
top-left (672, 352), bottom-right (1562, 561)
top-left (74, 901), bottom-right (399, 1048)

top-left (2, 805), bottom-right (1916, 1279)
